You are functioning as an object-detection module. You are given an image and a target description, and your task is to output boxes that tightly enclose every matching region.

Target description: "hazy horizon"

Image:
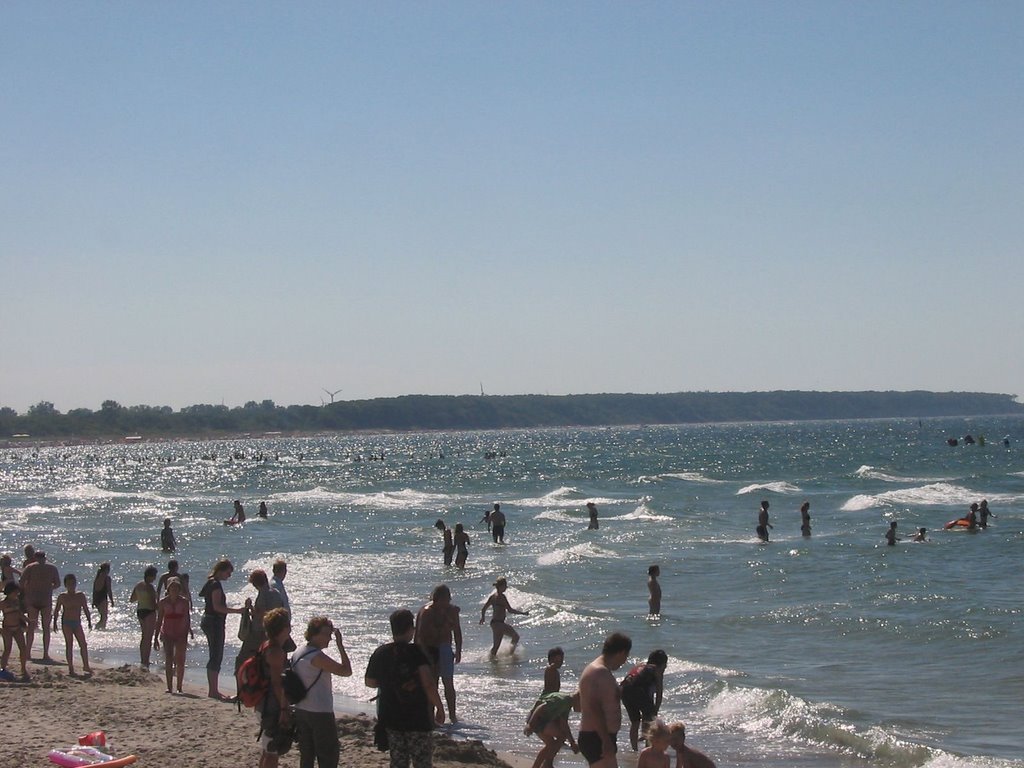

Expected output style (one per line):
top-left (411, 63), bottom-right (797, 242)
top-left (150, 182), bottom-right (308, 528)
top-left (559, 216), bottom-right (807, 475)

top-left (3, 3), bottom-right (1022, 413)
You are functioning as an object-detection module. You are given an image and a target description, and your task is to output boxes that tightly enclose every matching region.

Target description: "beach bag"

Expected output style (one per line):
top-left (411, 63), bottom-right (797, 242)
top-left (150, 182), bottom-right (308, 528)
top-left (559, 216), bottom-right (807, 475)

top-left (236, 642), bottom-right (270, 708)
top-left (282, 647), bottom-right (322, 705)
top-left (237, 605), bottom-right (252, 641)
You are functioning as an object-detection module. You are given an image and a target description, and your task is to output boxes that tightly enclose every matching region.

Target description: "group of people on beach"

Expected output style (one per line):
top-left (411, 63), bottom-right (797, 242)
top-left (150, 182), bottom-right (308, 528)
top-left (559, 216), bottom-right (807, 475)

top-left (522, 633), bottom-right (715, 768)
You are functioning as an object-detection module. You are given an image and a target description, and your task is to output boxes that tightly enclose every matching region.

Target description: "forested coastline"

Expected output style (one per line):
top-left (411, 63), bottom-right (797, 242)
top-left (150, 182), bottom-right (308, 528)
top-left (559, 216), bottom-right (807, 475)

top-left (1, 391), bottom-right (1021, 441)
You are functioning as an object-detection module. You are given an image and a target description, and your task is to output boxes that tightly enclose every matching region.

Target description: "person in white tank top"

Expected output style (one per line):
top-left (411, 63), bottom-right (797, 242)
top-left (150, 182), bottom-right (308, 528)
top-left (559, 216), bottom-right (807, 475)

top-left (291, 616), bottom-right (352, 768)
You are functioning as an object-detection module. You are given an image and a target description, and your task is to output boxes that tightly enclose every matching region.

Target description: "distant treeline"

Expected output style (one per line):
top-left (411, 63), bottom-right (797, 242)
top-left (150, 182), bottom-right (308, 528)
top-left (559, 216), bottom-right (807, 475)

top-left (1, 391), bottom-right (1021, 439)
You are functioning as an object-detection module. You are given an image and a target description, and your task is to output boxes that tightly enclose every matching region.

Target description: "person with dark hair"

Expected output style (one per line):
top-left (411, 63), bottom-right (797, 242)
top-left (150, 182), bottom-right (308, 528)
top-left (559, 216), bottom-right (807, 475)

top-left (365, 609), bottom-right (445, 767)
top-left (648, 565), bottom-right (662, 616)
top-left (490, 503), bottom-right (507, 544)
top-left (434, 520), bottom-right (455, 567)
top-left (199, 559), bottom-right (249, 700)
top-left (53, 573), bottom-right (92, 676)
top-left (129, 565), bottom-right (159, 668)
top-left (978, 499), bottom-right (996, 529)
top-left (1, 581), bottom-right (29, 678)
top-left (799, 501), bottom-right (811, 537)
top-left (21, 550), bottom-right (60, 662)
top-left (578, 632), bottom-right (632, 768)
top-left (270, 559), bottom-right (290, 612)
top-left (415, 584), bottom-right (463, 722)
top-left (544, 647), bottom-right (565, 694)
top-left (257, 607), bottom-right (293, 768)
top-left (621, 650), bottom-right (669, 750)
top-left (160, 518), bottom-right (176, 552)
top-left (157, 560), bottom-right (191, 606)
top-left (91, 562), bottom-right (114, 629)
top-left (756, 500), bottom-right (772, 542)
top-left (236, 568), bottom-right (285, 681)
top-left (154, 576), bottom-right (192, 693)
top-left (480, 577), bottom-right (528, 657)
top-left (454, 524), bottom-right (470, 569)
top-left (292, 615), bottom-right (352, 768)
top-left (885, 521), bottom-right (899, 546)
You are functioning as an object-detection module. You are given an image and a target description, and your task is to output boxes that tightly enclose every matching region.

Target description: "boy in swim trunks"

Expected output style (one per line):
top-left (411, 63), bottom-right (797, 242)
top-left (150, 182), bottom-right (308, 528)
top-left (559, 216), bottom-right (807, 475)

top-left (53, 573), bottom-right (92, 675)
top-left (415, 584), bottom-right (463, 722)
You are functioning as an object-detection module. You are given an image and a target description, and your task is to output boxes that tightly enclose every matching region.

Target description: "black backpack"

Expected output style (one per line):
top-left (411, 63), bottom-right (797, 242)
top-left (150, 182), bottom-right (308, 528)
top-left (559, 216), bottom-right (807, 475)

top-left (282, 646), bottom-right (322, 705)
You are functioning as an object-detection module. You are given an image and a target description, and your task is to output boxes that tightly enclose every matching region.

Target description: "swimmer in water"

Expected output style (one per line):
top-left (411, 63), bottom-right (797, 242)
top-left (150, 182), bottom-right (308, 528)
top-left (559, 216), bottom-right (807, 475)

top-left (756, 500), bottom-right (773, 542)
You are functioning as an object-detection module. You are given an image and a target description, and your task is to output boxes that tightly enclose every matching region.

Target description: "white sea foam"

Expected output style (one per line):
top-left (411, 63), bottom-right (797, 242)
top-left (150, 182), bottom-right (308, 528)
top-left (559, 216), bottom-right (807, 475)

top-left (54, 483), bottom-right (181, 504)
top-left (661, 471), bottom-right (727, 484)
top-left (736, 481), bottom-right (802, 495)
top-left (532, 509), bottom-right (581, 524)
top-left (536, 542), bottom-right (618, 566)
top-left (841, 482), bottom-right (980, 511)
top-left (511, 487), bottom-right (583, 507)
top-left (269, 486), bottom-right (458, 509)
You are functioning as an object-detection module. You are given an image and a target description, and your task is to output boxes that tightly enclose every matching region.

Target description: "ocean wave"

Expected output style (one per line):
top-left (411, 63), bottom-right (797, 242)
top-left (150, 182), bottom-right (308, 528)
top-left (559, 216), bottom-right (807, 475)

top-left (536, 542), bottom-right (619, 566)
top-left (268, 487), bottom-right (458, 509)
top-left (841, 483), bottom-right (980, 511)
top-left (511, 487), bottom-right (584, 507)
top-left (605, 498), bottom-right (673, 522)
top-left (706, 682), bottom-right (942, 766)
top-left (533, 510), bottom-right (581, 524)
top-left (736, 481), bottom-right (802, 495)
top-left (54, 483), bottom-right (181, 504)
top-left (661, 471), bottom-right (727, 484)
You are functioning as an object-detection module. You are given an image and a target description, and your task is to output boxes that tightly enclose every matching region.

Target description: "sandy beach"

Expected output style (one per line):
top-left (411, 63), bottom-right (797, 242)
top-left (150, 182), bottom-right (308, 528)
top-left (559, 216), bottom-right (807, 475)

top-left (1, 659), bottom-right (527, 768)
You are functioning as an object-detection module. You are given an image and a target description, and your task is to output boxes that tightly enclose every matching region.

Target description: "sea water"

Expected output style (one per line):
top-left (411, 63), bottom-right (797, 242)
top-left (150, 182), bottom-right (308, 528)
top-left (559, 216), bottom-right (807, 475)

top-left (1, 417), bottom-right (1021, 767)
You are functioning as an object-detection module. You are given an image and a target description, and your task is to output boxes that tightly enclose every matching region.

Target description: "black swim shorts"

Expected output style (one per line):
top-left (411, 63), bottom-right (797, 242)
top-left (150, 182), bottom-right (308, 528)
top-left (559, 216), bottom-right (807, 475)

top-left (578, 731), bottom-right (616, 765)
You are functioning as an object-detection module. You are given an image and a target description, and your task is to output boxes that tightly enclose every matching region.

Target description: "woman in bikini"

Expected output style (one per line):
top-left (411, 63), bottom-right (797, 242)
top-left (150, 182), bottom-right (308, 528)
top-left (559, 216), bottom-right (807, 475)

top-left (91, 562), bottom-right (114, 630)
top-left (154, 576), bottom-right (192, 693)
top-left (1, 582), bottom-right (29, 678)
top-left (129, 565), bottom-right (159, 668)
top-left (53, 574), bottom-right (92, 676)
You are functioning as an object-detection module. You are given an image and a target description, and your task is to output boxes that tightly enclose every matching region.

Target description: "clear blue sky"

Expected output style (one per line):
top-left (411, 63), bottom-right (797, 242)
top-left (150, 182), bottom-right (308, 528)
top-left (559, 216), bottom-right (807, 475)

top-left (2, 2), bottom-right (1021, 412)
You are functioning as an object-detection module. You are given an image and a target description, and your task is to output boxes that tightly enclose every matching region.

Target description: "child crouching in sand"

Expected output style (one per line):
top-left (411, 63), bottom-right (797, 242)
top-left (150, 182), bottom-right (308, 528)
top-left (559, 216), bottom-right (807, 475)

top-left (53, 574), bottom-right (92, 676)
top-left (524, 690), bottom-right (579, 768)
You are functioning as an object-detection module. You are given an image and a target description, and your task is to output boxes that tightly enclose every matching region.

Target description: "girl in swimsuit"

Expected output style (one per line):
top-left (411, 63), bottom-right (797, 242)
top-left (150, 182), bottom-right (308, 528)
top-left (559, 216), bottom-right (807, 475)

top-left (435, 519), bottom-right (455, 566)
top-left (154, 577), bottom-right (192, 693)
top-left (1, 582), bottom-right (29, 678)
top-left (91, 562), bottom-right (113, 630)
top-left (53, 574), bottom-right (92, 676)
top-left (130, 565), bottom-right (159, 668)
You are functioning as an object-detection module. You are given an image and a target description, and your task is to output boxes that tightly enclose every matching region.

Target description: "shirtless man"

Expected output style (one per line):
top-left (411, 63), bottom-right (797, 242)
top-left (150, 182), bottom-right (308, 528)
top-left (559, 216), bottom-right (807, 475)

top-left (415, 584), bottom-right (464, 722)
top-left (480, 577), bottom-right (528, 657)
top-left (157, 560), bottom-right (191, 605)
top-left (21, 551), bottom-right (61, 661)
top-left (578, 632), bottom-right (632, 768)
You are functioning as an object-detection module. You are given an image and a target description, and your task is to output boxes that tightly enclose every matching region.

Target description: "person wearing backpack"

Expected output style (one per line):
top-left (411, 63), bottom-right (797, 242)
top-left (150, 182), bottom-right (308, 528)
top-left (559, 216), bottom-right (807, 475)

top-left (291, 616), bottom-right (352, 768)
top-left (255, 607), bottom-right (293, 768)
top-left (365, 609), bottom-right (445, 768)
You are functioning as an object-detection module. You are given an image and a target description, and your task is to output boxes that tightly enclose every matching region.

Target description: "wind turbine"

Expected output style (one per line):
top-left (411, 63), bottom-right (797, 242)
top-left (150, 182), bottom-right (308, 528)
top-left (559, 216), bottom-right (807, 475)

top-left (322, 388), bottom-right (343, 405)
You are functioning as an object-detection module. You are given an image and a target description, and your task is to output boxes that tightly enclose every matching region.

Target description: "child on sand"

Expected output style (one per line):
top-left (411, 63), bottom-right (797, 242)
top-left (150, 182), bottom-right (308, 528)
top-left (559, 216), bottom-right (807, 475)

top-left (1, 582), bottom-right (29, 678)
top-left (638, 719), bottom-right (672, 768)
top-left (53, 574), bottom-right (92, 676)
top-left (523, 690), bottom-right (580, 768)
top-left (648, 565), bottom-right (662, 616)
